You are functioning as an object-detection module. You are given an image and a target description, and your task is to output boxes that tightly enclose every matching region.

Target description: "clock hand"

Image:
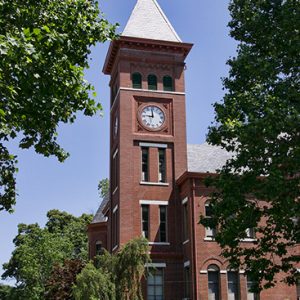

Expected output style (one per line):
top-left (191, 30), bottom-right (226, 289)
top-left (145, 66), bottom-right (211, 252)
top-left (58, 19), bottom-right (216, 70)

top-left (151, 109), bottom-right (154, 118)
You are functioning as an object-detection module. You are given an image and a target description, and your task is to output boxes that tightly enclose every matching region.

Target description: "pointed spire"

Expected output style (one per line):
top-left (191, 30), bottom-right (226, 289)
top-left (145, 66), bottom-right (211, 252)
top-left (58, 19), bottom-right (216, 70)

top-left (122, 0), bottom-right (182, 43)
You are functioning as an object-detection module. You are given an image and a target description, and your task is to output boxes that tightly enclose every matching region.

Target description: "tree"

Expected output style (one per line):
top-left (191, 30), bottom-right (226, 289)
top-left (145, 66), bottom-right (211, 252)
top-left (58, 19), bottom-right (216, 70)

top-left (45, 259), bottom-right (85, 300)
top-left (115, 237), bottom-right (151, 300)
top-left (2, 210), bottom-right (92, 299)
top-left (201, 0), bottom-right (300, 291)
top-left (0, 284), bottom-right (19, 300)
top-left (72, 261), bottom-right (116, 300)
top-left (0, 0), bottom-right (117, 212)
top-left (73, 237), bottom-right (151, 300)
top-left (98, 178), bottom-right (109, 200)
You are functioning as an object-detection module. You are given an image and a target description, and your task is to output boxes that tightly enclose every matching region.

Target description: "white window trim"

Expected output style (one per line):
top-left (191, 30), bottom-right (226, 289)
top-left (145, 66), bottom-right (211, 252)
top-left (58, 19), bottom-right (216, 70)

top-left (240, 238), bottom-right (257, 242)
top-left (182, 197), bottom-right (188, 205)
top-left (183, 239), bottom-right (190, 245)
top-left (184, 261), bottom-right (190, 268)
top-left (200, 270), bottom-right (208, 274)
top-left (239, 270), bottom-right (245, 274)
top-left (220, 270), bottom-right (227, 274)
top-left (139, 142), bottom-right (167, 149)
top-left (204, 237), bottom-right (215, 241)
top-left (140, 200), bottom-right (168, 206)
top-left (113, 204), bottom-right (118, 213)
top-left (145, 262), bottom-right (167, 268)
top-left (148, 242), bottom-right (170, 246)
top-left (140, 181), bottom-right (169, 186)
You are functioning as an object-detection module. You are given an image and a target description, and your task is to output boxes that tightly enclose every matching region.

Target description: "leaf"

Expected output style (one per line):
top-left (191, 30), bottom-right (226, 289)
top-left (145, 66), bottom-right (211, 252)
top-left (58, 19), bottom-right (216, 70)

top-left (42, 25), bottom-right (51, 33)
top-left (33, 28), bottom-right (41, 36)
top-left (23, 28), bottom-right (31, 36)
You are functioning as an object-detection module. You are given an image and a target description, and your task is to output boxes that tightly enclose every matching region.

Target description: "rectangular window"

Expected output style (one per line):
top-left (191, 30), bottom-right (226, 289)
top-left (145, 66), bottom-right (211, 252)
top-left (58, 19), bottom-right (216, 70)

top-left (141, 205), bottom-right (150, 239)
top-left (205, 202), bottom-right (216, 238)
top-left (228, 271), bottom-right (240, 300)
top-left (112, 208), bottom-right (118, 248)
top-left (147, 268), bottom-right (164, 300)
top-left (142, 147), bottom-right (149, 182)
top-left (112, 150), bottom-right (119, 192)
top-left (245, 228), bottom-right (255, 239)
top-left (247, 275), bottom-right (259, 300)
top-left (184, 266), bottom-right (190, 298)
top-left (158, 149), bottom-right (166, 183)
top-left (159, 206), bottom-right (167, 242)
top-left (183, 202), bottom-right (189, 241)
top-left (95, 241), bottom-right (102, 256)
top-left (208, 270), bottom-right (220, 300)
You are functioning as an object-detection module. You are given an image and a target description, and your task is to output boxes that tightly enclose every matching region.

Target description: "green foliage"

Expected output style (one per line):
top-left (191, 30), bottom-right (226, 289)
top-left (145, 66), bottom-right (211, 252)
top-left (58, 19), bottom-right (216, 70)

top-left (73, 262), bottom-right (116, 300)
top-left (0, 284), bottom-right (19, 300)
top-left (73, 237), bottom-right (151, 300)
top-left (115, 237), bottom-right (150, 300)
top-left (2, 210), bottom-right (92, 299)
top-left (201, 0), bottom-right (300, 291)
top-left (98, 178), bottom-right (109, 200)
top-left (0, 0), bottom-right (118, 212)
top-left (45, 259), bottom-right (85, 300)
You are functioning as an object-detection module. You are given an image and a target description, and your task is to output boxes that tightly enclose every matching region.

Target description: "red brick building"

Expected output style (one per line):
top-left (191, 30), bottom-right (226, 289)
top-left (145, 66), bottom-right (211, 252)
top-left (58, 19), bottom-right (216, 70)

top-left (88, 1), bottom-right (300, 299)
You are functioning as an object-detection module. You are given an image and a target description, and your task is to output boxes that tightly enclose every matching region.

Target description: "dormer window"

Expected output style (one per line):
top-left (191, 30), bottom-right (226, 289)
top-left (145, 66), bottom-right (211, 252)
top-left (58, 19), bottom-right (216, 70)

top-left (148, 74), bottom-right (157, 90)
top-left (132, 72), bottom-right (142, 89)
top-left (163, 75), bottom-right (174, 91)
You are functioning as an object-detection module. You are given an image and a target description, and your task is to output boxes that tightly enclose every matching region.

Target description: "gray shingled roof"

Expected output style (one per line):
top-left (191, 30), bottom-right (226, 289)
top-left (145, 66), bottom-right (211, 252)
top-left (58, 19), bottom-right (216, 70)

top-left (187, 143), bottom-right (233, 173)
top-left (122, 0), bottom-right (182, 42)
top-left (92, 193), bottom-right (109, 223)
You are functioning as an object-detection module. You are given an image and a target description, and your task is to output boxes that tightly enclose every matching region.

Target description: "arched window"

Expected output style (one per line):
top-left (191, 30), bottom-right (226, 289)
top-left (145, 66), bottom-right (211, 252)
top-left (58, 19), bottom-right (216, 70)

top-left (163, 75), bottom-right (174, 91)
top-left (148, 74), bottom-right (157, 90)
top-left (205, 201), bottom-right (216, 238)
top-left (95, 241), bottom-right (102, 256)
top-left (132, 72), bottom-right (142, 89)
top-left (208, 264), bottom-right (220, 300)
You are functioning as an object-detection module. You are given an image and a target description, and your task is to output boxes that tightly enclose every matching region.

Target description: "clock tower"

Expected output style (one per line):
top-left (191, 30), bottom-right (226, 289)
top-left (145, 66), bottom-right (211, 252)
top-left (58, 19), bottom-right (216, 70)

top-left (103, 0), bottom-right (192, 298)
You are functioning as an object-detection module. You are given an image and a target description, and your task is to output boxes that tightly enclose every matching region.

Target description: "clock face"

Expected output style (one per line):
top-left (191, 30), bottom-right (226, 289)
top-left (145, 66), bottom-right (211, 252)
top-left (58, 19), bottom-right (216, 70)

top-left (141, 105), bottom-right (165, 130)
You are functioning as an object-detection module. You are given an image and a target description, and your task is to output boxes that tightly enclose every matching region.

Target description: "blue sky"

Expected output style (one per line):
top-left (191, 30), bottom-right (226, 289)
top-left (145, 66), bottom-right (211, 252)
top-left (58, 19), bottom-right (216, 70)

top-left (0, 0), bottom-right (236, 283)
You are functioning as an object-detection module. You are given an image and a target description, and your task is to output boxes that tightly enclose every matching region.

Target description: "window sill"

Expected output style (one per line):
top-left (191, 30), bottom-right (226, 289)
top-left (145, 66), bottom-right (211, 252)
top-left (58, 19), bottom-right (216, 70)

top-left (183, 239), bottom-right (190, 245)
top-left (148, 242), bottom-right (170, 246)
top-left (140, 181), bottom-right (169, 186)
top-left (121, 87), bottom-right (185, 95)
top-left (204, 237), bottom-right (216, 241)
top-left (240, 238), bottom-right (256, 242)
